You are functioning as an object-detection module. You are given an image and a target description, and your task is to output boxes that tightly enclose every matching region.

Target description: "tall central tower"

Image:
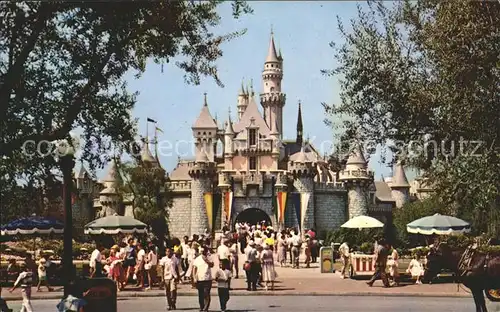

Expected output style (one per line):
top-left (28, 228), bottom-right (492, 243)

top-left (260, 31), bottom-right (286, 138)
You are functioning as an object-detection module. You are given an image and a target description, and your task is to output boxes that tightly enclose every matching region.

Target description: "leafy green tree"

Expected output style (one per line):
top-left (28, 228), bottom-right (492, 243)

top-left (392, 197), bottom-right (449, 247)
top-left (324, 0), bottom-right (499, 235)
top-left (117, 159), bottom-right (171, 251)
top-left (0, 1), bottom-right (252, 188)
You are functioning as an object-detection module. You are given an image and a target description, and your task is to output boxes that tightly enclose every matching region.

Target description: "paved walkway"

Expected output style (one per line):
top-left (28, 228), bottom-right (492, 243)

top-left (2, 256), bottom-right (471, 301)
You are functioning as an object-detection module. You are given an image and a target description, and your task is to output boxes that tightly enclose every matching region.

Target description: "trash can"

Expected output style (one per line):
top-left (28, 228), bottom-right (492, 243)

top-left (75, 278), bottom-right (117, 312)
top-left (320, 247), bottom-right (335, 273)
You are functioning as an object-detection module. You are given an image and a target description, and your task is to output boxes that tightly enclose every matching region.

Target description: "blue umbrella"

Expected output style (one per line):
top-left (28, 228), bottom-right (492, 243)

top-left (1, 216), bottom-right (64, 236)
top-left (406, 213), bottom-right (471, 235)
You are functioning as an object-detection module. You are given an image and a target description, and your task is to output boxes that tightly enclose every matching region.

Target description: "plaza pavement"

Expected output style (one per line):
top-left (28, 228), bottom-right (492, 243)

top-left (3, 255), bottom-right (471, 301)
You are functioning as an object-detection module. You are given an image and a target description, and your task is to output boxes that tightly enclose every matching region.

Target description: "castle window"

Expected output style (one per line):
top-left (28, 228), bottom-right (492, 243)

top-left (271, 64), bottom-right (274, 68)
top-left (249, 156), bottom-right (257, 170)
top-left (249, 129), bottom-right (257, 146)
top-left (270, 87), bottom-right (275, 92)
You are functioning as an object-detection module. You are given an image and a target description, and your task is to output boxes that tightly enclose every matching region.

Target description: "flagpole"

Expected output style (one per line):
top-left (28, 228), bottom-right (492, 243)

top-left (154, 126), bottom-right (158, 158)
top-left (146, 118), bottom-right (149, 143)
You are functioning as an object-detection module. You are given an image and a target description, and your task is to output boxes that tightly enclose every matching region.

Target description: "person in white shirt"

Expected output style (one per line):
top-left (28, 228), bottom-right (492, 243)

top-left (217, 240), bottom-right (231, 263)
top-left (406, 254), bottom-right (424, 284)
top-left (159, 248), bottom-right (180, 310)
top-left (36, 258), bottom-right (52, 292)
top-left (290, 231), bottom-right (302, 269)
top-left (215, 260), bottom-right (232, 312)
top-left (89, 244), bottom-right (103, 278)
top-left (339, 242), bottom-right (350, 279)
top-left (145, 245), bottom-right (158, 290)
top-left (229, 239), bottom-right (239, 278)
top-left (193, 246), bottom-right (214, 312)
top-left (135, 243), bottom-right (146, 288)
top-left (9, 266), bottom-right (33, 312)
top-left (180, 236), bottom-right (190, 279)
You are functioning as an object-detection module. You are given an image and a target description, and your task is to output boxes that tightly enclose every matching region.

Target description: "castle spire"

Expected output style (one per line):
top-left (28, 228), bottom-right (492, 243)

top-left (296, 100), bottom-right (303, 146)
top-left (203, 92), bottom-right (208, 106)
top-left (266, 28), bottom-right (279, 63)
top-left (239, 79), bottom-right (245, 95)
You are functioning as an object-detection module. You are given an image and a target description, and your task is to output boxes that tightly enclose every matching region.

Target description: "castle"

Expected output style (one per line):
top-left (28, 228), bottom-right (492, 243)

top-left (72, 34), bottom-right (433, 238)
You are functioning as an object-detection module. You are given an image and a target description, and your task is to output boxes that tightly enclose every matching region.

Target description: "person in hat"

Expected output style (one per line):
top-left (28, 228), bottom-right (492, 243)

top-left (36, 257), bottom-right (52, 292)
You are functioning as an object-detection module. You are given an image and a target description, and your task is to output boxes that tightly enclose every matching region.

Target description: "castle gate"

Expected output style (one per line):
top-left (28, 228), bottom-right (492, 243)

top-left (234, 208), bottom-right (272, 226)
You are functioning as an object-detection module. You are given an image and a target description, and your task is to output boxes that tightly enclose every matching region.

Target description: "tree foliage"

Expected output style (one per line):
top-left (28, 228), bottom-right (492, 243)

top-left (118, 160), bottom-right (171, 246)
top-left (0, 1), bottom-right (252, 193)
top-left (324, 0), bottom-right (500, 235)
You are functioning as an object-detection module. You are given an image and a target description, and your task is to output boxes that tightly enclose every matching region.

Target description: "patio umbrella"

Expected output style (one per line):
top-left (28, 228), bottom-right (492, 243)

top-left (406, 213), bottom-right (471, 235)
top-left (341, 215), bottom-right (384, 229)
top-left (84, 215), bottom-right (147, 235)
top-left (1, 216), bottom-right (64, 236)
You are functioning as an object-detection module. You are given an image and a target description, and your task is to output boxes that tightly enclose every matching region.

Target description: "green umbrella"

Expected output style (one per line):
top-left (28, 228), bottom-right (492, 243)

top-left (407, 213), bottom-right (471, 235)
top-left (84, 215), bottom-right (147, 235)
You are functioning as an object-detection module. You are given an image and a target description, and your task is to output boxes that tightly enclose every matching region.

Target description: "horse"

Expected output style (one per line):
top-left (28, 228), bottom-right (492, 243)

top-left (424, 241), bottom-right (500, 312)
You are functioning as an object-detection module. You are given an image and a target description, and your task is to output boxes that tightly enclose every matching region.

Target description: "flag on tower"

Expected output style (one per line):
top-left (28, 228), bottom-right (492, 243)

top-left (155, 127), bottom-right (164, 134)
top-left (147, 117), bottom-right (157, 123)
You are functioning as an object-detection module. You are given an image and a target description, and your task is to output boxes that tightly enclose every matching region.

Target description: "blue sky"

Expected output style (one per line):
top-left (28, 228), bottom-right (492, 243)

top-left (96, 1), bottom-right (411, 181)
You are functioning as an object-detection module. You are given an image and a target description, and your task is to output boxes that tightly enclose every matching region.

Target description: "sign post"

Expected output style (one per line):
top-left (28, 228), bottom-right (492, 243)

top-left (320, 247), bottom-right (335, 273)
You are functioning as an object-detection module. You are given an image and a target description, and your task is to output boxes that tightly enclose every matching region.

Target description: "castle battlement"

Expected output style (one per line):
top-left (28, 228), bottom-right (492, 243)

top-left (339, 169), bottom-right (374, 181)
top-left (260, 93), bottom-right (286, 104)
top-left (314, 181), bottom-right (345, 193)
top-left (167, 180), bottom-right (192, 193)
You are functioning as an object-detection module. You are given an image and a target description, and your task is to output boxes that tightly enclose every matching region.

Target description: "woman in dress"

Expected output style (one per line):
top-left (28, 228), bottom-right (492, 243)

top-left (145, 245), bottom-right (158, 290)
top-left (260, 244), bottom-right (277, 291)
top-left (277, 231), bottom-right (287, 267)
top-left (186, 242), bottom-right (199, 289)
top-left (406, 254), bottom-right (424, 284)
top-left (304, 235), bottom-right (312, 268)
top-left (229, 239), bottom-right (239, 279)
top-left (106, 246), bottom-right (124, 291)
top-left (388, 246), bottom-right (400, 286)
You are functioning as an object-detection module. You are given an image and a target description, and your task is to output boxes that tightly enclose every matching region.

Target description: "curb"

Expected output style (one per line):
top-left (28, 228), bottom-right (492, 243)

top-left (5, 291), bottom-right (471, 301)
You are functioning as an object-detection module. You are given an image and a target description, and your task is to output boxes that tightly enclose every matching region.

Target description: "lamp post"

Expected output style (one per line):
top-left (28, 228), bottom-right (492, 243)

top-left (56, 136), bottom-right (79, 297)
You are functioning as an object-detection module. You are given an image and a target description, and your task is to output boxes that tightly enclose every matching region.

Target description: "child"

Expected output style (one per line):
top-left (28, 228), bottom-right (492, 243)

top-left (37, 258), bottom-right (53, 292)
top-left (406, 254), bottom-right (424, 284)
top-left (215, 259), bottom-right (232, 312)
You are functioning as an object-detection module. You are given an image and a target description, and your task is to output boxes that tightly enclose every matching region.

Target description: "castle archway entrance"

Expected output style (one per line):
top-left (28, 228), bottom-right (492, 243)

top-left (234, 208), bottom-right (271, 226)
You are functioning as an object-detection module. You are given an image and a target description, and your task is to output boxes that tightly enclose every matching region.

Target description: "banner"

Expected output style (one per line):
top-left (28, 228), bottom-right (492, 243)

top-left (204, 192), bottom-right (213, 232)
top-left (300, 193), bottom-right (311, 232)
top-left (277, 192), bottom-right (288, 223)
top-left (290, 193), bottom-right (301, 231)
top-left (224, 192), bottom-right (234, 223)
top-left (213, 193), bottom-right (221, 230)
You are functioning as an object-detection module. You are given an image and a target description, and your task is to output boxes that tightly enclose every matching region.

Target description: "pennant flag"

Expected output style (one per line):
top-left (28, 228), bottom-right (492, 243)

top-left (147, 117), bottom-right (157, 123)
top-left (213, 193), bottom-right (221, 230)
top-left (224, 192), bottom-right (234, 223)
top-left (277, 192), bottom-right (288, 223)
top-left (204, 192), bottom-right (213, 232)
top-left (290, 193), bottom-right (301, 231)
top-left (300, 193), bottom-right (311, 231)
top-left (155, 127), bottom-right (164, 134)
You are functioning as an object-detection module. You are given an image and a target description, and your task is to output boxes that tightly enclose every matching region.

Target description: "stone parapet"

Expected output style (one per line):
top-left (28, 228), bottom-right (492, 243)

top-left (314, 182), bottom-right (345, 193)
top-left (167, 181), bottom-right (192, 193)
top-left (338, 168), bottom-right (374, 181)
top-left (259, 92), bottom-right (286, 105)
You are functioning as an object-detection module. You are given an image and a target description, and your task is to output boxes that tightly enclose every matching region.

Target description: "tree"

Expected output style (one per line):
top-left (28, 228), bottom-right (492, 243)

top-left (117, 159), bottom-right (171, 251)
top-left (0, 1), bottom-right (252, 187)
top-left (392, 197), bottom-right (449, 247)
top-left (323, 0), bottom-right (500, 235)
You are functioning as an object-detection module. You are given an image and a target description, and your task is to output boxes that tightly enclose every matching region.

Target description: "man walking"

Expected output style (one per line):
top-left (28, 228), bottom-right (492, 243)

top-left (339, 242), bottom-right (350, 278)
top-left (160, 248), bottom-right (180, 310)
top-left (290, 230), bottom-right (302, 269)
top-left (367, 239), bottom-right (390, 287)
top-left (193, 246), bottom-right (214, 312)
top-left (244, 241), bottom-right (258, 291)
top-left (9, 266), bottom-right (33, 312)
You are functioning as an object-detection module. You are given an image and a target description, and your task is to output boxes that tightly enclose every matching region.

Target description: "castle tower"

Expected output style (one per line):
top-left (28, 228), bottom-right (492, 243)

top-left (140, 138), bottom-right (158, 167)
top-left (75, 162), bottom-right (94, 234)
top-left (260, 30), bottom-right (286, 138)
top-left (296, 101), bottom-right (303, 146)
top-left (224, 110), bottom-right (235, 170)
top-left (289, 146), bottom-right (316, 231)
top-left (269, 119), bottom-right (280, 171)
top-left (99, 159), bottom-right (123, 217)
top-left (338, 143), bottom-right (374, 219)
top-left (390, 160), bottom-right (410, 208)
top-left (192, 93), bottom-right (218, 162)
top-left (237, 81), bottom-right (248, 120)
top-left (189, 150), bottom-right (216, 236)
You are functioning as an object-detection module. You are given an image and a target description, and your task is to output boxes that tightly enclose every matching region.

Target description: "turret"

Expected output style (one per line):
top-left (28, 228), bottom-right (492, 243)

top-left (296, 101), bottom-right (303, 146)
top-left (390, 160), bottom-right (410, 208)
top-left (192, 93), bottom-right (218, 162)
top-left (224, 110), bottom-right (235, 170)
top-left (99, 159), bottom-right (123, 216)
top-left (289, 146), bottom-right (316, 231)
top-left (237, 80), bottom-right (248, 120)
top-left (140, 138), bottom-right (158, 166)
top-left (260, 29), bottom-right (286, 138)
top-left (338, 143), bottom-right (374, 219)
top-left (74, 161), bottom-right (94, 235)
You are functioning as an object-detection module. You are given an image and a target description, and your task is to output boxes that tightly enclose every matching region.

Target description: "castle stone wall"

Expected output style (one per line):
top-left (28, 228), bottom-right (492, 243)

top-left (168, 195), bottom-right (192, 238)
top-left (347, 184), bottom-right (369, 219)
top-left (232, 196), bottom-right (275, 226)
top-left (314, 191), bottom-right (347, 235)
top-left (391, 188), bottom-right (409, 208)
top-left (190, 178), bottom-right (212, 236)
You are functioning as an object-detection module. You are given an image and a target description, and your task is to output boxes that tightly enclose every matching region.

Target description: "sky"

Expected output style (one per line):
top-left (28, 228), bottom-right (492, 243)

top-left (95, 1), bottom-right (414, 181)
